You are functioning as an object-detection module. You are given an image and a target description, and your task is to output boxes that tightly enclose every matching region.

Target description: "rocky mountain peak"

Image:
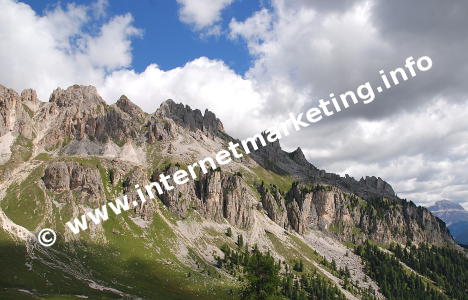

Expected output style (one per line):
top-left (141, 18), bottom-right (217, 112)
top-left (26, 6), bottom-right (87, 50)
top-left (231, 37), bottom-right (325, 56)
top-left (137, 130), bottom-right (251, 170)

top-left (255, 133), bottom-right (283, 159)
top-left (359, 176), bottom-right (395, 197)
top-left (429, 200), bottom-right (465, 212)
top-left (0, 84), bottom-right (19, 101)
top-left (429, 200), bottom-right (468, 244)
top-left (20, 88), bottom-right (39, 102)
top-left (49, 85), bottom-right (105, 108)
top-left (288, 147), bottom-right (309, 165)
top-left (0, 85), bottom-right (38, 138)
top-left (156, 99), bottom-right (224, 135)
top-left (0, 85), bottom-right (38, 103)
top-left (116, 95), bottom-right (145, 119)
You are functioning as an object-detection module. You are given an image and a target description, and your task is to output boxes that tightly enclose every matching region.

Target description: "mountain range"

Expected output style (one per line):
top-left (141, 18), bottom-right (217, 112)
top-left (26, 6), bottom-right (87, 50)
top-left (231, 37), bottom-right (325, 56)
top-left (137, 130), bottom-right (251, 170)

top-left (0, 84), bottom-right (466, 300)
top-left (429, 200), bottom-right (468, 245)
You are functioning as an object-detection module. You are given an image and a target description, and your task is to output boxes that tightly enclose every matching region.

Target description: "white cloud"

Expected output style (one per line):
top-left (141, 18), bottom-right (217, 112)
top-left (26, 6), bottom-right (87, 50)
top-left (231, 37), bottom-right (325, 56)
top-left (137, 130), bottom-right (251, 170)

top-left (176, 0), bottom-right (234, 33)
top-left (232, 0), bottom-right (388, 97)
top-left (229, 8), bottom-right (273, 51)
top-left (86, 14), bottom-right (141, 70)
top-left (92, 0), bottom-right (108, 18)
top-left (461, 202), bottom-right (468, 211)
top-left (0, 0), bottom-right (140, 99)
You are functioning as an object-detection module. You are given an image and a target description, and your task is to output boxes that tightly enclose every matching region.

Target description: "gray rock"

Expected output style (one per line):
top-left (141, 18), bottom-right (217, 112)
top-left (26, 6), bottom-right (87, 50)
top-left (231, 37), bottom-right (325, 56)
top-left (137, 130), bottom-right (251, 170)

top-left (42, 161), bottom-right (103, 197)
top-left (156, 99), bottom-right (224, 137)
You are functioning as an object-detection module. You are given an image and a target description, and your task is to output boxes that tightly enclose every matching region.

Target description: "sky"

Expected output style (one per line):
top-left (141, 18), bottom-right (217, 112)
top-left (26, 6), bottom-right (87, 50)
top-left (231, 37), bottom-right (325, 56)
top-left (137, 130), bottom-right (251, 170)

top-left (1, 0), bottom-right (468, 210)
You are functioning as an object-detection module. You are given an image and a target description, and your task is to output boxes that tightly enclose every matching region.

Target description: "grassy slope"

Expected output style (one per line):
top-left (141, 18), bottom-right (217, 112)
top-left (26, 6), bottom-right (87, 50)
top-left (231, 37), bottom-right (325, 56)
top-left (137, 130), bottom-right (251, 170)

top-left (0, 156), bottom-right (238, 300)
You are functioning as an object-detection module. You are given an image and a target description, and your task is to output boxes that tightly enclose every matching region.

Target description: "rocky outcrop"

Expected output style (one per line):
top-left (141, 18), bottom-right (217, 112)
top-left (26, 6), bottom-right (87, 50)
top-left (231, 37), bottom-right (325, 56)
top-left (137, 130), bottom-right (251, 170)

top-left (0, 85), bottom-right (36, 138)
top-left (42, 161), bottom-right (104, 198)
top-left (121, 167), bottom-right (158, 221)
top-left (154, 167), bottom-right (255, 228)
top-left (252, 135), bottom-right (398, 201)
top-left (253, 136), bottom-right (320, 177)
top-left (49, 85), bottom-right (105, 108)
top-left (115, 95), bottom-right (145, 121)
top-left (145, 116), bottom-right (178, 143)
top-left (197, 170), bottom-right (225, 221)
top-left (220, 173), bottom-right (255, 227)
top-left (155, 165), bottom-right (199, 217)
top-left (204, 171), bottom-right (256, 228)
top-left (21, 88), bottom-right (39, 103)
top-left (37, 85), bottom-right (107, 148)
top-left (27, 87), bottom-right (217, 150)
top-left (156, 99), bottom-right (224, 137)
top-left (0, 85), bottom-right (17, 136)
top-left (354, 200), bottom-right (452, 245)
top-left (359, 176), bottom-right (395, 197)
top-left (254, 181), bottom-right (453, 245)
top-left (257, 184), bottom-right (288, 228)
top-left (36, 85), bottom-right (147, 149)
top-left (288, 147), bottom-right (309, 165)
top-left (283, 184), bottom-right (353, 235)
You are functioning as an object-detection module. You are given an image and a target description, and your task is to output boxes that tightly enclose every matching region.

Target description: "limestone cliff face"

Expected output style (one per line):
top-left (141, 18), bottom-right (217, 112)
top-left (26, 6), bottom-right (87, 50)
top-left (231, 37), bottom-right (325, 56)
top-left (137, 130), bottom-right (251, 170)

top-left (38, 86), bottom-right (144, 148)
top-left (156, 99), bottom-right (224, 137)
top-left (41, 161), bottom-right (107, 211)
top-left (154, 165), bottom-right (199, 217)
top-left (43, 161), bottom-right (103, 195)
top-left (157, 168), bottom-right (255, 228)
top-left (257, 182), bottom-right (452, 245)
top-left (38, 156), bottom-right (258, 230)
top-left (197, 170), bottom-right (225, 221)
top-left (257, 184), bottom-right (288, 229)
top-left (219, 173), bottom-right (256, 227)
top-left (145, 115), bottom-right (178, 143)
top-left (0, 85), bottom-right (37, 139)
top-left (121, 167), bottom-right (158, 221)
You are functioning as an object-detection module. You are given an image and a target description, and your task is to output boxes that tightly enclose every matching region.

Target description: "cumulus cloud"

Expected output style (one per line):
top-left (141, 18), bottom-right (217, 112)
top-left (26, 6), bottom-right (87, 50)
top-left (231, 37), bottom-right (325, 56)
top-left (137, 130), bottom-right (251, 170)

top-left (176, 0), bottom-right (235, 34)
top-left (0, 0), bottom-right (141, 99)
top-left (92, 0), bottom-right (108, 18)
top-left (86, 14), bottom-right (141, 70)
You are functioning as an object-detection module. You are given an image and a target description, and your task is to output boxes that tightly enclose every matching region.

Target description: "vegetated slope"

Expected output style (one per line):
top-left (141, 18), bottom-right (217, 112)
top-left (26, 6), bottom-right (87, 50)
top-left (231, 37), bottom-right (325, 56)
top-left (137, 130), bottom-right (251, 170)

top-left (356, 242), bottom-right (450, 300)
top-left (388, 243), bottom-right (468, 300)
top-left (0, 84), bottom-right (464, 300)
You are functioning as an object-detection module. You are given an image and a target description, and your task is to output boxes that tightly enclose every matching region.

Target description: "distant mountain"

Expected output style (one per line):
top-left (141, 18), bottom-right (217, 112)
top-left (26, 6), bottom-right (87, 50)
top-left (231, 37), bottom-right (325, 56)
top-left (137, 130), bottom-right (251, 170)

top-left (429, 200), bottom-right (468, 245)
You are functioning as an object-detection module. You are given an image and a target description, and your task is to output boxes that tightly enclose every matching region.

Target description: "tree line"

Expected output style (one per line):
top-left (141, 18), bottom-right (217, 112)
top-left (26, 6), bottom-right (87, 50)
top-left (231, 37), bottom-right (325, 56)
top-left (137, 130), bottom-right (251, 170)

top-left (356, 242), bottom-right (449, 300)
top-left (216, 241), bottom-right (346, 300)
top-left (389, 243), bottom-right (468, 300)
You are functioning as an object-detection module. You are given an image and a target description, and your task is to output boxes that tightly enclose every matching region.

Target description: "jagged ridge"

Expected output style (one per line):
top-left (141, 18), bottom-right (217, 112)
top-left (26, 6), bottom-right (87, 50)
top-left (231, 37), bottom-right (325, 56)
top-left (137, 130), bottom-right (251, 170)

top-left (0, 84), bottom-right (461, 300)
